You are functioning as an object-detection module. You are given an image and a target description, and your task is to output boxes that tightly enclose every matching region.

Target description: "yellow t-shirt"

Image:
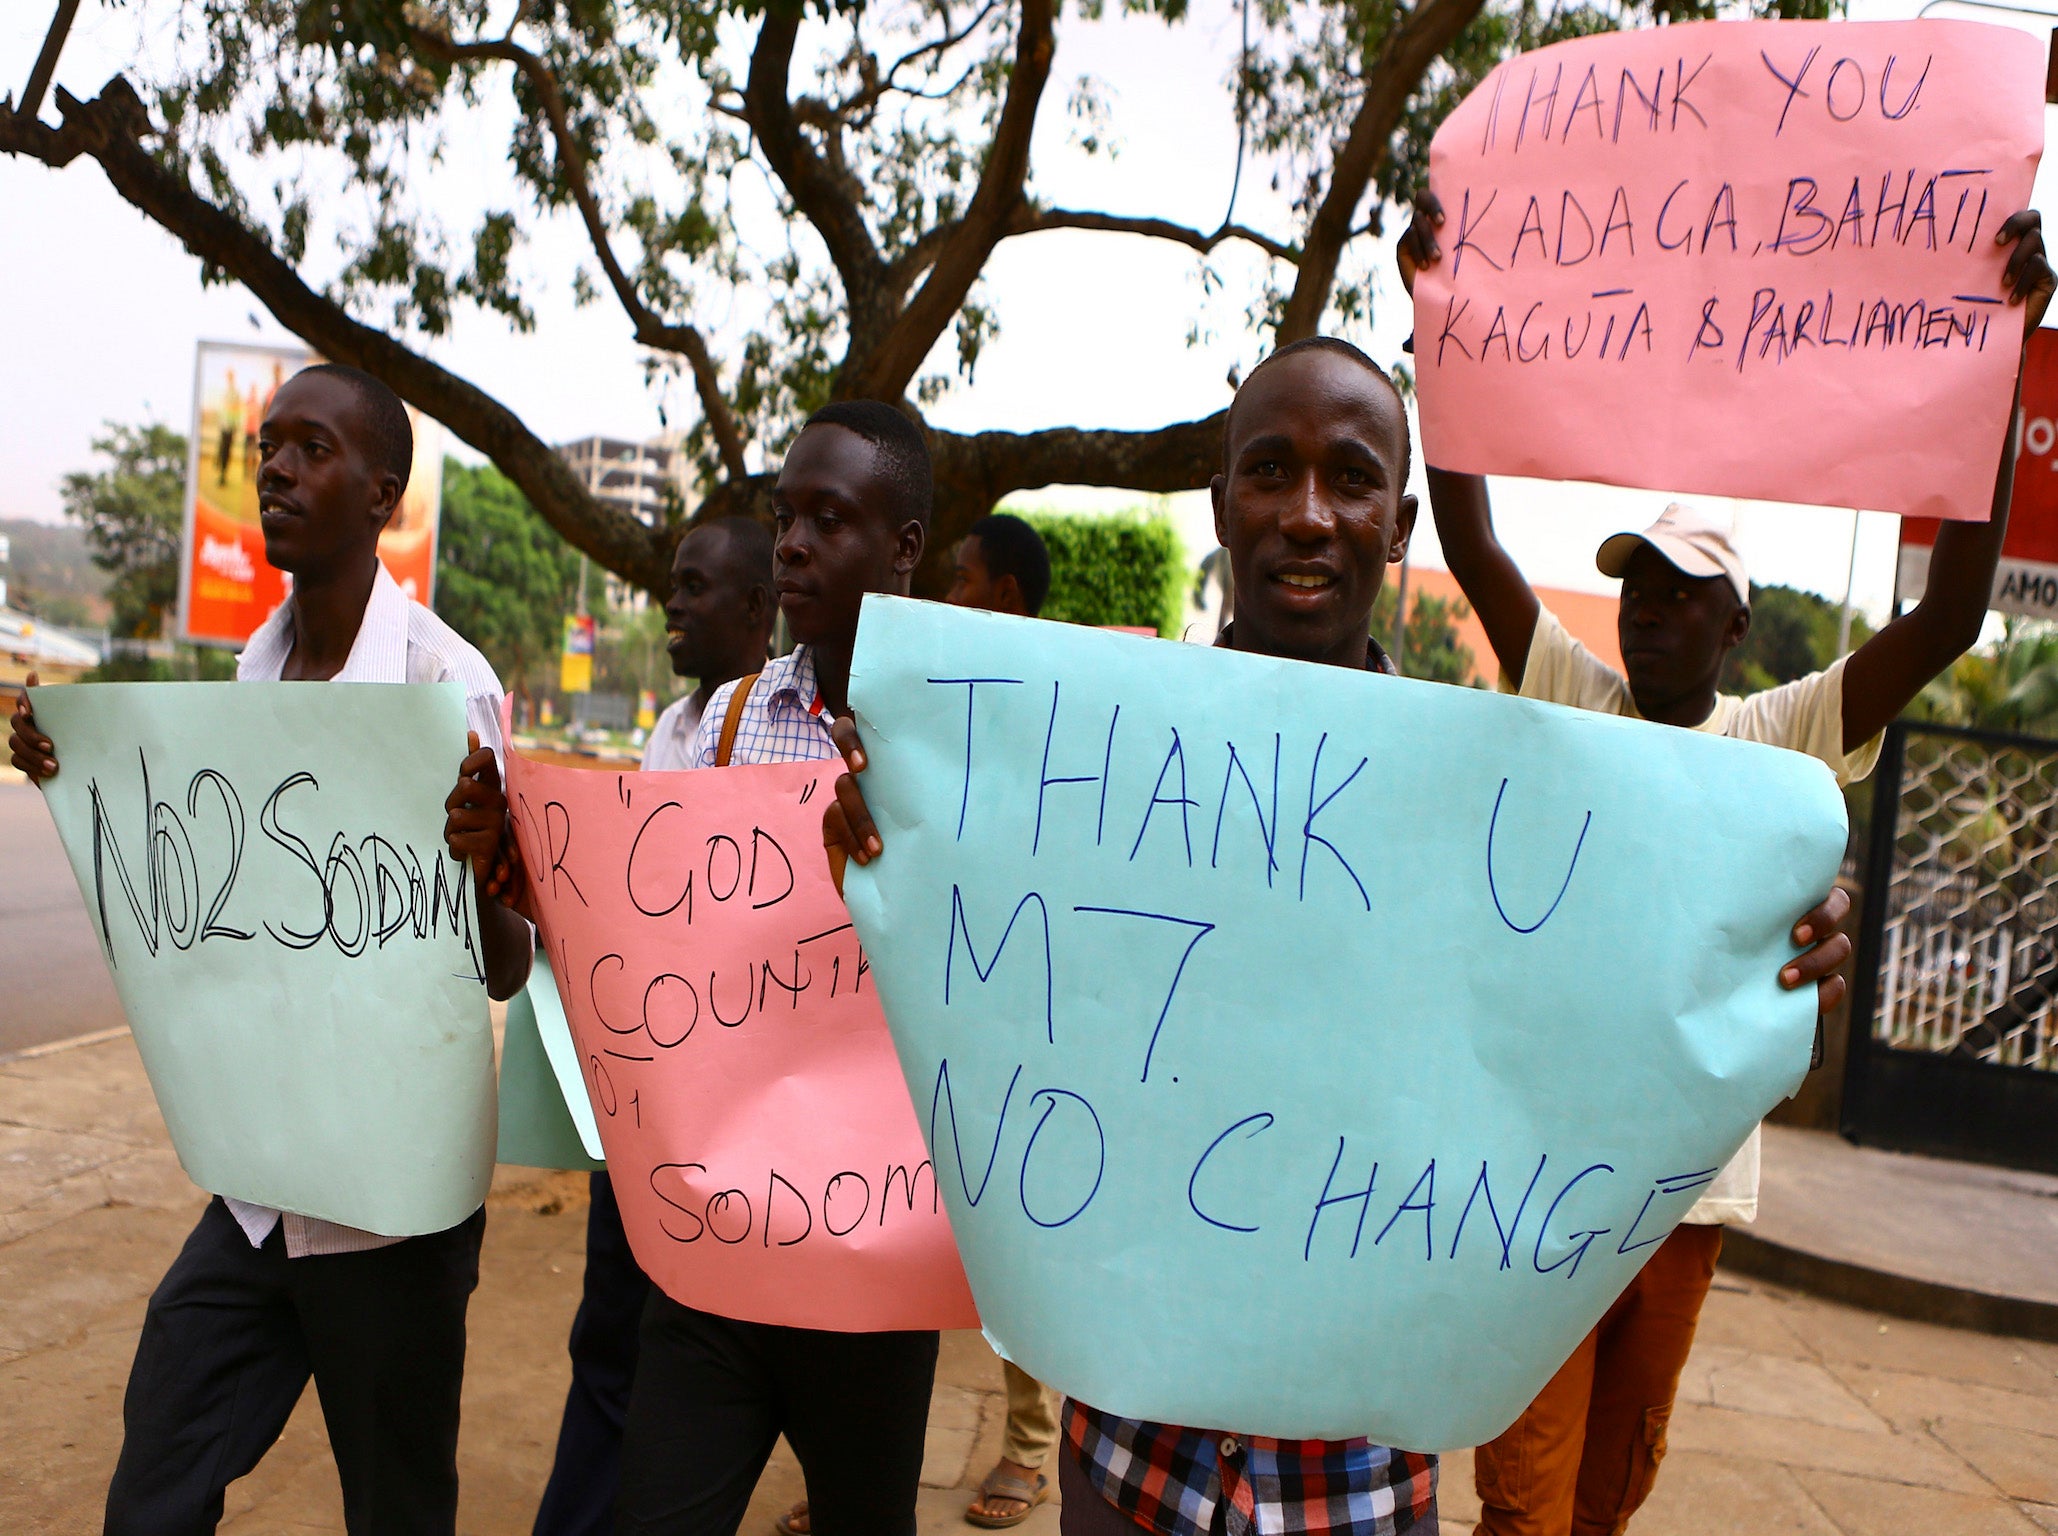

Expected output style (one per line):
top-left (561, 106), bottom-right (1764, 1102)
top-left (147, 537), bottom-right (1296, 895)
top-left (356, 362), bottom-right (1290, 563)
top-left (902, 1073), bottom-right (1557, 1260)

top-left (1507, 607), bottom-right (1883, 1224)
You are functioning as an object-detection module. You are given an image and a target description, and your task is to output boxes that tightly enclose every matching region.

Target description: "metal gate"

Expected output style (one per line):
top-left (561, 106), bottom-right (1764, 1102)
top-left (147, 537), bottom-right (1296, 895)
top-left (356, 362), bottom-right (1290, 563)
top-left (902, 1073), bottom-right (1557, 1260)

top-left (1844, 722), bottom-right (2058, 1173)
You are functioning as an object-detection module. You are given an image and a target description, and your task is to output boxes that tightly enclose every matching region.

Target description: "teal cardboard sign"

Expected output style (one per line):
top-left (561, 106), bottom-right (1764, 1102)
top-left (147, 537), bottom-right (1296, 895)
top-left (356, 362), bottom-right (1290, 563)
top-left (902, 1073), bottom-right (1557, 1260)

top-left (498, 947), bottom-right (605, 1171)
top-left (33, 681), bottom-right (496, 1236)
top-left (843, 598), bottom-right (1844, 1449)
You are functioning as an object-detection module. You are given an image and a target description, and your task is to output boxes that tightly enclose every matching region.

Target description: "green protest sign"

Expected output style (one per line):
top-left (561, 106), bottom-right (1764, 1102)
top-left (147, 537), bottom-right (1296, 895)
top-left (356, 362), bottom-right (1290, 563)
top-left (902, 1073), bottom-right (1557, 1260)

top-left (33, 681), bottom-right (496, 1235)
top-left (498, 948), bottom-right (604, 1172)
top-left (845, 598), bottom-right (1845, 1448)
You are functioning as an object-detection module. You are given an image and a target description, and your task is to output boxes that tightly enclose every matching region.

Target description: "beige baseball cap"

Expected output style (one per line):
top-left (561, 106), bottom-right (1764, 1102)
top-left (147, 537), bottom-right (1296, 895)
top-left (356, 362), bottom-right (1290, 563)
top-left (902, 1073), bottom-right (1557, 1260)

top-left (1596, 502), bottom-right (1749, 606)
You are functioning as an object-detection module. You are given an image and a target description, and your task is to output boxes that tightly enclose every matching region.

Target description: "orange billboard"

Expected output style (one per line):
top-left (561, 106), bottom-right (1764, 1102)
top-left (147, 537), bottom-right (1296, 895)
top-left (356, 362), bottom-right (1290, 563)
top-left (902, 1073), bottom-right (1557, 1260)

top-left (178, 342), bottom-right (444, 646)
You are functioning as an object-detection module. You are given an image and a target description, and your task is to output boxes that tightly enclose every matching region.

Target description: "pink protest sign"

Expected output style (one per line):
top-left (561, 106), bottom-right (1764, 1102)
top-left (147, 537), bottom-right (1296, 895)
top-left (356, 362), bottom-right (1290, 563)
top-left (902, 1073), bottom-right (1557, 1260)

top-left (1413, 19), bottom-right (2044, 522)
top-left (504, 744), bottom-right (978, 1332)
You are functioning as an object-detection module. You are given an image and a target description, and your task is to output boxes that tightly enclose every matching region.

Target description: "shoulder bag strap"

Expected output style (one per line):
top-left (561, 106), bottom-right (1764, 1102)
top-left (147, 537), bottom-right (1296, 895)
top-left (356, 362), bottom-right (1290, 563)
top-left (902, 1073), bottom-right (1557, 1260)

top-left (713, 672), bottom-right (761, 768)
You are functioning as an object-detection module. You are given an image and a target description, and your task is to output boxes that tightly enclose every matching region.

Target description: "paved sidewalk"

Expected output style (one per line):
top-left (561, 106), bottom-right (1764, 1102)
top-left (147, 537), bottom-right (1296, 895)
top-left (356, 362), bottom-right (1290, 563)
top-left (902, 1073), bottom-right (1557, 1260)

top-left (0, 1031), bottom-right (1054, 1536)
top-left (1722, 1123), bottom-right (2058, 1341)
top-left (3, 1032), bottom-right (2055, 1535)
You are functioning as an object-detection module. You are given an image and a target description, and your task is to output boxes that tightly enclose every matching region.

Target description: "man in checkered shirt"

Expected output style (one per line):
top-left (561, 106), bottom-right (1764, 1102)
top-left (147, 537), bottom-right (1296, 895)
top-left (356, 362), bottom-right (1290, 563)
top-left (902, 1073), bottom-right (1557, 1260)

top-left (610, 400), bottom-right (942, 1536)
top-left (823, 339), bottom-right (1857, 1536)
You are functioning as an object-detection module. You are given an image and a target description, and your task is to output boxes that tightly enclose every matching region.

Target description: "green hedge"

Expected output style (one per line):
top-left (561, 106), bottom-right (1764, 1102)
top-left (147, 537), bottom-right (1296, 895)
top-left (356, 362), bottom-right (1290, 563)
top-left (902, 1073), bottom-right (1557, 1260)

top-left (1018, 509), bottom-right (1185, 637)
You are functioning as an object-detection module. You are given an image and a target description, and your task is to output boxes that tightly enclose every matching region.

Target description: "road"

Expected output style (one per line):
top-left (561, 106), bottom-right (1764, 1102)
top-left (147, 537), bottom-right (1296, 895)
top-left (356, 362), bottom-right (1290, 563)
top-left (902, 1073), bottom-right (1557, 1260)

top-left (0, 781), bottom-right (126, 1056)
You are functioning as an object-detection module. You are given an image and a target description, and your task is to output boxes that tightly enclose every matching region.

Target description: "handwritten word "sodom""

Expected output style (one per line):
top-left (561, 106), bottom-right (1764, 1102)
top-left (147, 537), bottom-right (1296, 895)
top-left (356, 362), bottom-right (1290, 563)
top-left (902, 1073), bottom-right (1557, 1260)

top-left (84, 749), bottom-right (480, 976)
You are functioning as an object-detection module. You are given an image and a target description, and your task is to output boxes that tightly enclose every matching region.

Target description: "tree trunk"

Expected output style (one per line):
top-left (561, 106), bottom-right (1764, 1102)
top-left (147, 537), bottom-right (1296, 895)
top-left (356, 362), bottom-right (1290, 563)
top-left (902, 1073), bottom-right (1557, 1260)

top-left (918, 413), bottom-right (1225, 595)
top-left (7, 77), bottom-right (1234, 608)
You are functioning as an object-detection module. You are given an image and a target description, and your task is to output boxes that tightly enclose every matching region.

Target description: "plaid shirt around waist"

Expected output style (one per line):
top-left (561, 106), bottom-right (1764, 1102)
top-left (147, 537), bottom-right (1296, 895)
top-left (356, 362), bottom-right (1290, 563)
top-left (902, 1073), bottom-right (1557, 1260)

top-left (1063, 1399), bottom-right (1436, 1536)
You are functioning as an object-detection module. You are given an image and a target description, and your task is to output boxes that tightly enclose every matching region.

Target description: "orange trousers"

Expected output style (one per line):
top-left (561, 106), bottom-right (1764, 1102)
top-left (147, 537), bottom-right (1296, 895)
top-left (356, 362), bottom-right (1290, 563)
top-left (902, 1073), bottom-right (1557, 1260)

top-left (1473, 1223), bottom-right (1722, 1536)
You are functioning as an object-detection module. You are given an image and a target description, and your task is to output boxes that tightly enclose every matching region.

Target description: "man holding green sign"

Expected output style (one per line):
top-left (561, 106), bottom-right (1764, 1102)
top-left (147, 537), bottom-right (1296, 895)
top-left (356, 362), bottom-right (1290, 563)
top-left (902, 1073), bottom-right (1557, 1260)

top-left (824, 339), bottom-right (1855, 1536)
top-left (10, 364), bottom-right (530, 1535)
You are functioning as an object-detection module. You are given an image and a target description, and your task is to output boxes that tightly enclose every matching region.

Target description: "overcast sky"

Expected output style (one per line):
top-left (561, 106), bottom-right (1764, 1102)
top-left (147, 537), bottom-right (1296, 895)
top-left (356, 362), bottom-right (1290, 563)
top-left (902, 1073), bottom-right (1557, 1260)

top-left (2, 0), bottom-right (2053, 618)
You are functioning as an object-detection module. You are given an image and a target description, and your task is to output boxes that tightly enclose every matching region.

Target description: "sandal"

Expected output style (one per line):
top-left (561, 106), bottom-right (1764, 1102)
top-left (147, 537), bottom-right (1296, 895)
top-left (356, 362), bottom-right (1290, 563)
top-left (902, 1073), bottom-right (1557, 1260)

top-left (774, 1500), bottom-right (810, 1536)
top-left (964, 1467), bottom-right (1052, 1529)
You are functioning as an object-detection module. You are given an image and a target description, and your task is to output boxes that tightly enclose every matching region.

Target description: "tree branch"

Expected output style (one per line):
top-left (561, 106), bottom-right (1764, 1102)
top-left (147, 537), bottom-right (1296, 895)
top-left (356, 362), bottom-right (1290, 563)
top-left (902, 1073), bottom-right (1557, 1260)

top-left (841, 0), bottom-right (1055, 401)
top-left (827, 0), bottom-right (1003, 127)
top-left (675, 330), bottom-right (750, 482)
top-left (947, 411), bottom-right (1224, 499)
top-left (1275, 0), bottom-right (1487, 342)
top-left (745, 14), bottom-right (897, 350)
top-left (17, 0), bottom-right (80, 121)
top-left (1005, 206), bottom-right (1297, 264)
top-left (881, 0), bottom-right (1005, 98)
top-left (407, 22), bottom-right (748, 481)
top-left (0, 81), bottom-right (91, 164)
top-left (921, 408), bottom-right (1225, 590)
top-left (1, 78), bottom-right (676, 594)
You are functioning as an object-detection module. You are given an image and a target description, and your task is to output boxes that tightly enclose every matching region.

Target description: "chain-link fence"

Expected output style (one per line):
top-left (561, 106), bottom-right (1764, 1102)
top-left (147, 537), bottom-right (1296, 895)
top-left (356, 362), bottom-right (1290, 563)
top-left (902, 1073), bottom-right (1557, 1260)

top-left (1867, 725), bottom-right (2058, 1072)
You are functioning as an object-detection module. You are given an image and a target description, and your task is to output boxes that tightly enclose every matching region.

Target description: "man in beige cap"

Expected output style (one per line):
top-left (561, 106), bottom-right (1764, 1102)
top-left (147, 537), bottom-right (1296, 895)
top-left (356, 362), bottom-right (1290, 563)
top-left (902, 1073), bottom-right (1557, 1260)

top-left (1555, 501), bottom-right (1841, 759)
top-left (1399, 196), bottom-right (2054, 1536)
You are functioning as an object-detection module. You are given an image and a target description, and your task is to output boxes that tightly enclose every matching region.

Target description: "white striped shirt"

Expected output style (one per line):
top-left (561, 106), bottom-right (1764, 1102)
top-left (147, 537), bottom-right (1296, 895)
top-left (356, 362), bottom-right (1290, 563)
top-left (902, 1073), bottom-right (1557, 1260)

top-left (688, 646), bottom-right (837, 767)
top-left (641, 692), bottom-right (705, 772)
top-left (226, 562), bottom-right (509, 1257)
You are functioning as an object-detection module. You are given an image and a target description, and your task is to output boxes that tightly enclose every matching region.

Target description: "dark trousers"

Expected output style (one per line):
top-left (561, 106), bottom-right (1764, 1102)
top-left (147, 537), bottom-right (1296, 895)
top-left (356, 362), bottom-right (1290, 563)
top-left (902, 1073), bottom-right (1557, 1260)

top-left (535, 1171), bottom-right (654, 1536)
top-left (1058, 1439), bottom-right (1154, 1536)
top-left (104, 1195), bottom-right (485, 1536)
top-left (615, 1293), bottom-right (939, 1536)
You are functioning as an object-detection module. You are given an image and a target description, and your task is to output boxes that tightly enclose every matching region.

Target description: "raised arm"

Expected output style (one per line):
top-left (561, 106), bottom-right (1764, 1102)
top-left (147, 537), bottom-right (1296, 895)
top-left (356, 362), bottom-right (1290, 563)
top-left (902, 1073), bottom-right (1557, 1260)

top-left (1840, 211), bottom-right (2055, 753)
top-left (1424, 469), bottom-right (1543, 687)
top-left (1399, 194), bottom-right (1542, 685)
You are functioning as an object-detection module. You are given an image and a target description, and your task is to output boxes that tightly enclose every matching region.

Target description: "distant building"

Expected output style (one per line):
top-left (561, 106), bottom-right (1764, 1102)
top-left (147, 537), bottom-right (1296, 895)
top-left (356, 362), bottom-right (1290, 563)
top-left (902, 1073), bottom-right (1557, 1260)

top-left (557, 433), bottom-right (696, 528)
top-left (556, 433), bottom-right (699, 609)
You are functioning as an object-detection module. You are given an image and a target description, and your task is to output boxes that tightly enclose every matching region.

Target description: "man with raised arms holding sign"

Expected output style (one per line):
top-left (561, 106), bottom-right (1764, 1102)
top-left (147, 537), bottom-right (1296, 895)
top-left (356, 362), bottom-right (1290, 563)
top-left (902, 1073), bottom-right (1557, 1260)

top-left (1398, 195), bottom-right (2052, 1536)
top-left (822, 339), bottom-right (1856, 1536)
top-left (8, 364), bottom-right (531, 1534)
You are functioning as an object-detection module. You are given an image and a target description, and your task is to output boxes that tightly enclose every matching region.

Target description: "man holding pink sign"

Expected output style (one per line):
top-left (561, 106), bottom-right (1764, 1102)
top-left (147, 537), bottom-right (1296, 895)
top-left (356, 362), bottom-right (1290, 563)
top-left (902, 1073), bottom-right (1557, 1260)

top-left (468, 400), bottom-right (974, 1536)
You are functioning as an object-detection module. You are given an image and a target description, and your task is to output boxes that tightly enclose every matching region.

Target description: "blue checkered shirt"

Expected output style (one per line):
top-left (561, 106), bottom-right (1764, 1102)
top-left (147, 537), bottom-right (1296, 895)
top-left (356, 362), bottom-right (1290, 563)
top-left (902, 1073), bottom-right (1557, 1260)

top-left (1064, 1400), bottom-right (1436, 1536)
top-left (688, 645), bottom-right (837, 767)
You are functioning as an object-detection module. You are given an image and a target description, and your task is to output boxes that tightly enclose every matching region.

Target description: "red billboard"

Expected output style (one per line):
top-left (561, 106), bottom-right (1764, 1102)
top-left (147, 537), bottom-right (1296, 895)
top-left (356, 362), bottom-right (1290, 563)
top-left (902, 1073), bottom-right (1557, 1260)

top-left (1899, 327), bottom-right (2058, 618)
